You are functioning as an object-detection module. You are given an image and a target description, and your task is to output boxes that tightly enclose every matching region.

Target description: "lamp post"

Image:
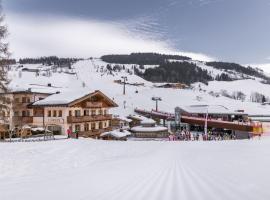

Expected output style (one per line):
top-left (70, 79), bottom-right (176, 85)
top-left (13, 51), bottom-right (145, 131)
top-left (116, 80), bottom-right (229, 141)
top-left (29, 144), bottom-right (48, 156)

top-left (121, 76), bottom-right (127, 95)
top-left (152, 97), bottom-right (162, 112)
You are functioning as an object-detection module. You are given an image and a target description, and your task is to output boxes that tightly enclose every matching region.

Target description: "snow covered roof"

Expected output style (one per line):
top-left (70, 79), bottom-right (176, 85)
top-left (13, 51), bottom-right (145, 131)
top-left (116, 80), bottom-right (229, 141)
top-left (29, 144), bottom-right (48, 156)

top-left (1, 88), bottom-right (53, 95)
top-left (249, 117), bottom-right (270, 122)
top-left (179, 105), bottom-right (247, 115)
top-left (128, 114), bottom-right (156, 124)
top-left (33, 90), bottom-right (85, 106)
top-left (100, 130), bottom-right (131, 138)
top-left (131, 126), bottom-right (168, 133)
top-left (32, 89), bottom-right (117, 107)
top-left (115, 116), bottom-right (132, 123)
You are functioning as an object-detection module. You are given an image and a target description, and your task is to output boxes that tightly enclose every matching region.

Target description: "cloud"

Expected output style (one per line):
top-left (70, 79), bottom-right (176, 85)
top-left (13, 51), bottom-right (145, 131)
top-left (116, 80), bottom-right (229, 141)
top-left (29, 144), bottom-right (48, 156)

top-left (5, 13), bottom-right (214, 61)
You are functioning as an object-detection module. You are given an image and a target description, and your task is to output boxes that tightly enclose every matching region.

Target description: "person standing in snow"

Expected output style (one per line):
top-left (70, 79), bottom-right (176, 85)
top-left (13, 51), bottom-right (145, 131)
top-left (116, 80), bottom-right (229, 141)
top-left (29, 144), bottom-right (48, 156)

top-left (75, 130), bottom-right (79, 139)
top-left (67, 128), bottom-right (71, 139)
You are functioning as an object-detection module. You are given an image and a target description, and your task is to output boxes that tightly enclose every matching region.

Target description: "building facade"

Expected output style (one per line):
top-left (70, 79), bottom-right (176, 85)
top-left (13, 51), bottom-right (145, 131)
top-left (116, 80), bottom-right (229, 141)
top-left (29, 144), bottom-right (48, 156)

top-left (31, 90), bottom-right (118, 137)
top-left (1, 90), bottom-right (118, 138)
top-left (0, 90), bottom-right (51, 129)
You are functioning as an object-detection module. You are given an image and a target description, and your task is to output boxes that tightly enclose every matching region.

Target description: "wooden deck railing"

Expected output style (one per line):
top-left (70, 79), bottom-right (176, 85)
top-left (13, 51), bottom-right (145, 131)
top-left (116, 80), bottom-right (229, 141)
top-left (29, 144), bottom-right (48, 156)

top-left (67, 114), bottom-right (112, 123)
top-left (12, 116), bottom-right (33, 124)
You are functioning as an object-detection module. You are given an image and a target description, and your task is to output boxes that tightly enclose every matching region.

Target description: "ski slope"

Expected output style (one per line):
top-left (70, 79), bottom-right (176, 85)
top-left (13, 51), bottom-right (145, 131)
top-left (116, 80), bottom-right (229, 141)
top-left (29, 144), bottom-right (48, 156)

top-left (0, 138), bottom-right (270, 200)
top-left (7, 59), bottom-right (270, 116)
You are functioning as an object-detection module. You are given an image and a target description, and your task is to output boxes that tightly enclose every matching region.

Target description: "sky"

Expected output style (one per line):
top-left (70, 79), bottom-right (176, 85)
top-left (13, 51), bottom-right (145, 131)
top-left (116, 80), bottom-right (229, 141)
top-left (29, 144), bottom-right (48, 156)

top-left (2, 0), bottom-right (270, 69)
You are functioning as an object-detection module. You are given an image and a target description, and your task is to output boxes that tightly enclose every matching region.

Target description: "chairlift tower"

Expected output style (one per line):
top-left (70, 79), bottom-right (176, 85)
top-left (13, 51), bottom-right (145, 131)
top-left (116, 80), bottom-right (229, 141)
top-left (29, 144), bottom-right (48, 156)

top-left (152, 97), bottom-right (162, 111)
top-left (121, 76), bottom-right (128, 95)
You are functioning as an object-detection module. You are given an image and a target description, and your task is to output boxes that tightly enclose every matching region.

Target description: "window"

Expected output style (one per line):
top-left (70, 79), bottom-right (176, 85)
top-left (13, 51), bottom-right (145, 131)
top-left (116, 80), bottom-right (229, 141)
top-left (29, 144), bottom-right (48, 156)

top-left (22, 97), bottom-right (27, 103)
top-left (14, 98), bottom-right (20, 103)
top-left (91, 109), bottom-right (96, 116)
top-left (75, 110), bottom-right (81, 117)
top-left (5, 97), bottom-right (10, 104)
top-left (84, 123), bottom-right (89, 131)
top-left (0, 111), bottom-right (5, 117)
top-left (99, 122), bottom-right (103, 129)
top-left (84, 110), bottom-right (89, 116)
top-left (104, 109), bottom-right (107, 115)
top-left (27, 98), bottom-right (31, 103)
top-left (75, 124), bottom-right (81, 131)
top-left (22, 110), bottom-right (26, 117)
top-left (53, 110), bottom-right (57, 117)
top-left (14, 111), bottom-right (19, 116)
top-left (58, 110), bottom-right (62, 117)
top-left (69, 110), bottom-right (72, 116)
top-left (26, 110), bottom-right (30, 116)
top-left (48, 110), bottom-right (51, 117)
top-left (91, 122), bottom-right (96, 130)
top-left (99, 109), bottom-right (102, 115)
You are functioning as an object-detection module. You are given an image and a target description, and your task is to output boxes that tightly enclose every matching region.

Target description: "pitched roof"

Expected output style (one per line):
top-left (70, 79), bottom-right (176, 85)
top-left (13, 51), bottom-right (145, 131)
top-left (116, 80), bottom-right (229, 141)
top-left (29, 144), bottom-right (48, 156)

top-left (32, 89), bottom-right (118, 107)
top-left (179, 105), bottom-right (247, 115)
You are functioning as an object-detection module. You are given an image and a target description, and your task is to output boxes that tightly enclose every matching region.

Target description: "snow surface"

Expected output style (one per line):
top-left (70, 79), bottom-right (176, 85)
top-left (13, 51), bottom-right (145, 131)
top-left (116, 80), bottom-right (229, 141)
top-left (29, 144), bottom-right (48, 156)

top-left (194, 79), bottom-right (270, 100)
top-left (1, 138), bottom-right (270, 200)
top-left (7, 58), bottom-right (270, 116)
top-left (180, 105), bottom-right (245, 115)
top-left (131, 125), bottom-right (168, 132)
top-left (100, 129), bottom-right (131, 138)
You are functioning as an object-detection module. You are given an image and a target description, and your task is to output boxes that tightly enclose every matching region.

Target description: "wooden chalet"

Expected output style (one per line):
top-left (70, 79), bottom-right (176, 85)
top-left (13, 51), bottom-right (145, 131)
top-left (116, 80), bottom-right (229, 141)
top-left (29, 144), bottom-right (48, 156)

top-left (30, 90), bottom-right (118, 138)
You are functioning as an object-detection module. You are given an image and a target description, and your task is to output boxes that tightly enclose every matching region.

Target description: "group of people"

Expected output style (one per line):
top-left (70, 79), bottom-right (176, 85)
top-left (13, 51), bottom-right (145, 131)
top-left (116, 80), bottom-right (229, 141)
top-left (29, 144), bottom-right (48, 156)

top-left (169, 129), bottom-right (237, 141)
top-left (67, 128), bottom-right (79, 139)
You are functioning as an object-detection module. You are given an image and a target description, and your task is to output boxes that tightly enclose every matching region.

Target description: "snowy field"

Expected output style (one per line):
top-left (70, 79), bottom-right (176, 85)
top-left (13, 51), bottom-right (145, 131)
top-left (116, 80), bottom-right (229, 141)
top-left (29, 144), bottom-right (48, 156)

top-left (1, 138), bottom-right (270, 200)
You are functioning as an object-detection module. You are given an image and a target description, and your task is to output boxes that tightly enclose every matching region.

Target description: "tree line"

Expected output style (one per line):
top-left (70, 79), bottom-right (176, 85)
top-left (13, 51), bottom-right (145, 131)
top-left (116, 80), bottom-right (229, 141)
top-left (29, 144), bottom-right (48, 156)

top-left (135, 61), bottom-right (212, 85)
top-left (18, 56), bottom-right (81, 67)
top-left (101, 53), bottom-right (191, 65)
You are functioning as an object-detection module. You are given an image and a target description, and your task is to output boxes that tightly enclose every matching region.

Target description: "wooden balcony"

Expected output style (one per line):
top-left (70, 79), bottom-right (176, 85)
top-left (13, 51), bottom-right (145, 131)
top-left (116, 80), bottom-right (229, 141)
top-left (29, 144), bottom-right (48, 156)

top-left (12, 116), bottom-right (33, 124)
top-left (85, 102), bottom-right (103, 108)
top-left (67, 114), bottom-right (112, 123)
top-left (78, 127), bottom-right (113, 138)
top-left (12, 102), bottom-right (31, 109)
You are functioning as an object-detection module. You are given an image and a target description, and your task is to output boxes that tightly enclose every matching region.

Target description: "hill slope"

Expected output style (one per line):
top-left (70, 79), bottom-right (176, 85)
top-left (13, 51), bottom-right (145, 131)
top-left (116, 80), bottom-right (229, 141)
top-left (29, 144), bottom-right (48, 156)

top-left (7, 55), bottom-right (270, 116)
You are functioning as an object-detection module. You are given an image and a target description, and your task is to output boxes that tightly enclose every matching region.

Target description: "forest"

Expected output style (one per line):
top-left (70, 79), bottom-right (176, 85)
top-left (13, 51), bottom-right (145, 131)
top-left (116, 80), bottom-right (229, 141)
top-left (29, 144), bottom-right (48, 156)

top-left (101, 53), bottom-right (191, 65)
top-left (18, 56), bottom-right (81, 66)
top-left (136, 61), bottom-right (212, 85)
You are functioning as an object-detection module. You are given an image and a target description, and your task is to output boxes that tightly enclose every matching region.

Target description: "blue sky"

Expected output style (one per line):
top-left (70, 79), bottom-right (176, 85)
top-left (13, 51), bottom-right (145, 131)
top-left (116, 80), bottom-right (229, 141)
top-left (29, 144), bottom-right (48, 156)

top-left (3, 0), bottom-right (270, 65)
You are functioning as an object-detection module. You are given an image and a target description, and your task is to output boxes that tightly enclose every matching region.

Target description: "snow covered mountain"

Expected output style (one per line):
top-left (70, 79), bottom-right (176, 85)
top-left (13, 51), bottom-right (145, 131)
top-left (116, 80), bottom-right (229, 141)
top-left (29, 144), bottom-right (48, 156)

top-left (7, 55), bottom-right (270, 117)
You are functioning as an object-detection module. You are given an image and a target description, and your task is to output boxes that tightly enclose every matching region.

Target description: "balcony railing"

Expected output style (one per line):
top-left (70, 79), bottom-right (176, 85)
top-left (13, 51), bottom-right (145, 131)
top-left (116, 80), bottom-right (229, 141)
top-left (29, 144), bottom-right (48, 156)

top-left (67, 114), bottom-right (112, 123)
top-left (12, 116), bottom-right (33, 124)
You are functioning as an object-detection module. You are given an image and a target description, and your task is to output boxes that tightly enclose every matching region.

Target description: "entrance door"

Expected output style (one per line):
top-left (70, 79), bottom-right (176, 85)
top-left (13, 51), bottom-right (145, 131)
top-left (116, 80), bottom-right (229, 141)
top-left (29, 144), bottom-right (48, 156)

top-left (47, 125), bottom-right (62, 135)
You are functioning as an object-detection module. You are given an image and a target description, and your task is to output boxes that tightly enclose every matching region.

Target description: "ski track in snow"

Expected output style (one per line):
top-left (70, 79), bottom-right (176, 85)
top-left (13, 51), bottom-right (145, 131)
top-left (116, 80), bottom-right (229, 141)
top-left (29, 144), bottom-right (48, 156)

top-left (1, 139), bottom-right (270, 200)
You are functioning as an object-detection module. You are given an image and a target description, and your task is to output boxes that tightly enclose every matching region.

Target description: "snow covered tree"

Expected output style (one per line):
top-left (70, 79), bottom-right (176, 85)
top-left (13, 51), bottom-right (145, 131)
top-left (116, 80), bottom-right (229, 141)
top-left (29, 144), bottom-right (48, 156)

top-left (0, 2), bottom-right (10, 124)
top-left (232, 91), bottom-right (246, 101)
top-left (250, 92), bottom-right (267, 103)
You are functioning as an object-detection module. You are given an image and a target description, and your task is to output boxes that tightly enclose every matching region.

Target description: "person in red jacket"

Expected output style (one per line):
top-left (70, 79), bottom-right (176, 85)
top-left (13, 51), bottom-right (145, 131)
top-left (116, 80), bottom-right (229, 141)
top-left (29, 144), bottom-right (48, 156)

top-left (67, 128), bottom-right (71, 139)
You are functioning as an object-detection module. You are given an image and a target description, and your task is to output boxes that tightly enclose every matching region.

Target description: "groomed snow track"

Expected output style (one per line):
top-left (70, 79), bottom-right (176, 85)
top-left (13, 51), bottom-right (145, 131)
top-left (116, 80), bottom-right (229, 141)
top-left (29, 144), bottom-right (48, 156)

top-left (1, 139), bottom-right (270, 200)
